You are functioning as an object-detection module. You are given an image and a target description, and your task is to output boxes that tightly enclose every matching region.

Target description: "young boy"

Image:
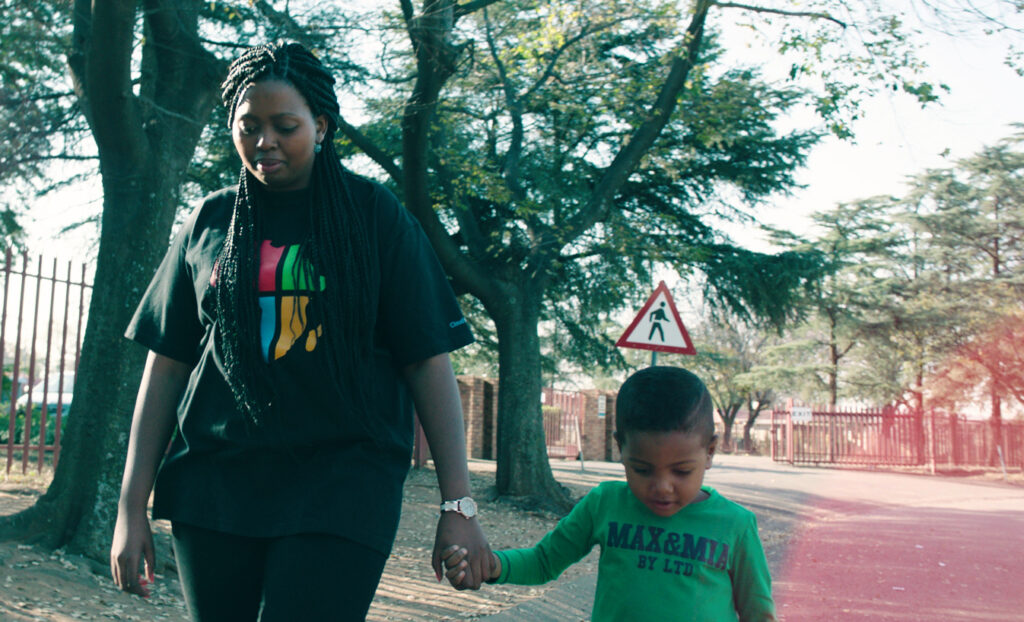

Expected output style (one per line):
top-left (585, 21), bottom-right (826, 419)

top-left (443, 366), bottom-right (776, 621)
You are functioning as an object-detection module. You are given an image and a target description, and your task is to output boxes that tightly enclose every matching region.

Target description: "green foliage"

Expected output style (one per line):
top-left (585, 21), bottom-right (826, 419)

top-left (768, 2), bottom-right (950, 138)
top-left (771, 130), bottom-right (1024, 413)
top-left (0, 1), bottom-right (82, 187)
top-left (400, 5), bottom-right (825, 372)
top-left (182, 123), bottom-right (243, 207)
top-left (1, 208), bottom-right (25, 249)
top-left (0, 0), bottom-right (90, 238)
top-left (688, 312), bottom-right (778, 448)
top-left (0, 404), bottom-right (69, 446)
top-left (697, 246), bottom-right (825, 329)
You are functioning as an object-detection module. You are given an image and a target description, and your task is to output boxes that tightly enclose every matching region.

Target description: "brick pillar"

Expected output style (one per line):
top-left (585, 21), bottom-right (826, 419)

top-left (483, 379), bottom-right (497, 460)
top-left (606, 390), bottom-right (620, 462)
top-left (456, 376), bottom-right (498, 459)
top-left (580, 389), bottom-right (618, 462)
top-left (457, 376), bottom-right (482, 458)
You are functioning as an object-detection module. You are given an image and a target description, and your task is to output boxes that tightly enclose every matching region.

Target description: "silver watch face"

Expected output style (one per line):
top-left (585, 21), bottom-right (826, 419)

top-left (459, 497), bottom-right (477, 518)
top-left (442, 496), bottom-right (477, 518)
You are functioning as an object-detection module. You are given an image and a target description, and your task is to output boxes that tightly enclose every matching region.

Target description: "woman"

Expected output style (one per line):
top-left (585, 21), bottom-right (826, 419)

top-left (110, 42), bottom-right (490, 620)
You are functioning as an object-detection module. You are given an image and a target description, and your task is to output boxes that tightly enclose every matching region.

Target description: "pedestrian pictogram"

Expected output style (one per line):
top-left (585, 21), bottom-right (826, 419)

top-left (616, 281), bottom-right (696, 356)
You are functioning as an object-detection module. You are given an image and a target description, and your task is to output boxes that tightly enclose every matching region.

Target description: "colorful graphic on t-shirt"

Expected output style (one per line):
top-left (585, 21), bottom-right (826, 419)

top-left (257, 240), bottom-right (326, 361)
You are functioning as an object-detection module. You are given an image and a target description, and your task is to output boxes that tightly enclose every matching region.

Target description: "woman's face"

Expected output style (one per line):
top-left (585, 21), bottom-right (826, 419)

top-left (231, 79), bottom-right (327, 192)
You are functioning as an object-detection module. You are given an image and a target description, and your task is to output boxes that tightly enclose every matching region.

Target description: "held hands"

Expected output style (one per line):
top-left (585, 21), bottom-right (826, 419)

top-left (109, 507), bottom-right (156, 598)
top-left (431, 511), bottom-right (491, 590)
top-left (441, 544), bottom-right (500, 588)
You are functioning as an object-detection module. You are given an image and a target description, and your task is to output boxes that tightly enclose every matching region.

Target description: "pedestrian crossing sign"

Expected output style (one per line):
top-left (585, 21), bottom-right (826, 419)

top-left (616, 281), bottom-right (696, 355)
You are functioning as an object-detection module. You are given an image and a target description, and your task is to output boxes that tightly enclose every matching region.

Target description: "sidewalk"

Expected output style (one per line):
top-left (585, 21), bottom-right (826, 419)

top-left (476, 456), bottom-right (1024, 621)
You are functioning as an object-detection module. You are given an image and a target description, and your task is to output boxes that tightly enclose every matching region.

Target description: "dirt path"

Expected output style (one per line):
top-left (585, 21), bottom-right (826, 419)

top-left (0, 460), bottom-right (602, 621)
top-left (3, 457), bottom-right (1021, 621)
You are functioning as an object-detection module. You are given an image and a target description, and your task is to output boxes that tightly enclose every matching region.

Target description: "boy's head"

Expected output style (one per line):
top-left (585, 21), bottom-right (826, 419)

top-left (614, 366), bottom-right (717, 517)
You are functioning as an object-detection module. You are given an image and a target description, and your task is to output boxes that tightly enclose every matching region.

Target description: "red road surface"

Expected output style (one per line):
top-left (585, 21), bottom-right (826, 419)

top-left (481, 458), bottom-right (1024, 621)
top-left (766, 475), bottom-right (1024, 621)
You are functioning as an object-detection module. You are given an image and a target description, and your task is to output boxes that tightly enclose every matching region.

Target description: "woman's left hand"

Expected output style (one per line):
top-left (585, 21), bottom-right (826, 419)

top-left (432, 513), bottom-right (490, 590)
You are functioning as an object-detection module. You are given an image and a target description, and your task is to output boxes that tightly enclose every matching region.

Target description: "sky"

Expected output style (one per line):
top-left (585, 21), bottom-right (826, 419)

top-left (18, 5), bottom-right (1024, 263)
top-left (727, 11), bottom-right (1024, 249)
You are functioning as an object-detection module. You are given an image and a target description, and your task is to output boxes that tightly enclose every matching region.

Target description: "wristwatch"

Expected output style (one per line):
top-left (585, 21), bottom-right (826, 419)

top-left (440, 496), bottom-right (477, 519)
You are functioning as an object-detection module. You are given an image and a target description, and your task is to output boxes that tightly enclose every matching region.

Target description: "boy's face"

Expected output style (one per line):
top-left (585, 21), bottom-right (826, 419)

top-left (620, 430), bottom-right (716, 518)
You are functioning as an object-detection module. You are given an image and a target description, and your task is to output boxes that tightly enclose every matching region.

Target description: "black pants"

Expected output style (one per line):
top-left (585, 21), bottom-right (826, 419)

top-left (171, 522), bottom-right (388, 621)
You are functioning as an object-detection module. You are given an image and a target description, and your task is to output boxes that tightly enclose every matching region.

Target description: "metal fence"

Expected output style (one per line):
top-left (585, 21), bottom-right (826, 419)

top-left (2, 249), bottom-right (92, 474)
top-left (542, 387), bottom-right (585, 459)
top-left (770, 406), bottom-right (1024, 471)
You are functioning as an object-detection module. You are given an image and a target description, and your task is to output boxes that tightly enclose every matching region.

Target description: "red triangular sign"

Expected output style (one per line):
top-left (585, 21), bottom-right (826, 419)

top-left (616, 281), bottom-right (696, 355)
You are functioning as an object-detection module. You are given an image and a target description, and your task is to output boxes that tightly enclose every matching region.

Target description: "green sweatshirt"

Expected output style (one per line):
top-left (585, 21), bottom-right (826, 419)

top-left (493, 482), bottom-right (775, 622)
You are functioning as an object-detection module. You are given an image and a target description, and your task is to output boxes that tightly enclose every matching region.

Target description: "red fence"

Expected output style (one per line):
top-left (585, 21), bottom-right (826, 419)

top-left (770, 406), bottom-right (1024, 471)
top-left (2, 249), bottom-right (92, 475)
top-left (543, 387), bottom-right (585, 459)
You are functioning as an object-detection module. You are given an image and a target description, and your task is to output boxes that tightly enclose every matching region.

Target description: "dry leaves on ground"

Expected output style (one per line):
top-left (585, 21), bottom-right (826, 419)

top-left (1, 460), bottom-right (598, 622)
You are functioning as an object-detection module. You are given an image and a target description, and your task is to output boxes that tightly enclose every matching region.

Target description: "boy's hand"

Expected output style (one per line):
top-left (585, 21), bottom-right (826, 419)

top-left (441, 544), bottom-right (470, 587)
top-left (442, 545), bottom-right (501, 587)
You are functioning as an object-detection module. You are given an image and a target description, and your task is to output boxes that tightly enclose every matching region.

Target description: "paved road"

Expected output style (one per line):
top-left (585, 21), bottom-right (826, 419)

top-left (478, 456), bottom-right (1024, 621)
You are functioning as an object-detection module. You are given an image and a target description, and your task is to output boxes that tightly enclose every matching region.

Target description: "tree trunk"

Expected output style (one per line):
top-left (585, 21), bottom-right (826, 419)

top-left (990, 380), bottom-right (1003, 467)
top-left (717, 405), bottom-right (740, 453)
top-left (742, 418), bottom-right (755, 452)
top-left (491, 286), bottom-right (573, 512)
top-left (743, 406), bottom-right (765, 453)
top-left (0, 0), bottom-right (221, 561)
top-left (828, 312), bottom-right (839, 407)
top-left (0, 168), bottom-right (177, 556)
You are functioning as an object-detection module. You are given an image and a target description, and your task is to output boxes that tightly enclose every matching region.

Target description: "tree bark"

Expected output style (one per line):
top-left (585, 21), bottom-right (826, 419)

top-left (0, 0), bottom-right (222, 561)
top-left (491, 284), bottom-right (573, 512)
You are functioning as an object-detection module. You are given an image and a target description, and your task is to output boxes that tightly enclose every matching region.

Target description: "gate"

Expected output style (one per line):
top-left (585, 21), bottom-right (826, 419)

top-left (543, 388), bottom-right (585, 459)
top-left (771, 406), bottom-right (1024, 471)
top-left (2, 249), bottom-right (92, 474)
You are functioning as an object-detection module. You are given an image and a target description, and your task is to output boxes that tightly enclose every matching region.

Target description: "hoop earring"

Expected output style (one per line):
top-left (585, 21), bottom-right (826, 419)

top-left (314, 142), bottom-right (323, 154)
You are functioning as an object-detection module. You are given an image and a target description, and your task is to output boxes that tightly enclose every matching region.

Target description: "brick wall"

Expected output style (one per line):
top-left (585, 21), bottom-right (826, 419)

top-left (457, 375), bottom-right (498, 459)
top-left (419, 377), bottom-right (617, 464)
top-left (579, 389), bottom-right (618, 461)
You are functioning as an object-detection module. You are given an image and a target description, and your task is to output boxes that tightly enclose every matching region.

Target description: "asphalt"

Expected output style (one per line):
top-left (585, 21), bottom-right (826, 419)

top-left (475, 456), bottom-right (1024, 621)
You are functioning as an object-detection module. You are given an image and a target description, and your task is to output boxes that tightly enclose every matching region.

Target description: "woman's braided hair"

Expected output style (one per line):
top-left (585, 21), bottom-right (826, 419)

top-left (217, 42), bottom-right (375, 429)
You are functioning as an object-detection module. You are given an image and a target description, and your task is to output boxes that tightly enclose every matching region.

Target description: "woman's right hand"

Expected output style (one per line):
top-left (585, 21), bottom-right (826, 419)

top-left (110, 351), bottom-right (191, 598)
top-left (110, 507), bottom-right (155, 597)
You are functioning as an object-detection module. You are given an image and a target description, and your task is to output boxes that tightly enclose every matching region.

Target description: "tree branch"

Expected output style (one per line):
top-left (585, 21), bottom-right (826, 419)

top-left (81, 0), bottom-right (142, 157)
top-left (557, 0), bottom-right (713, 247)
top-left (454, 0), bottom-right (503, 19)
top-left (12, 154), bottom-right (99, 164)
top-left (430, 148), bottom-right (489, 261)
top-left (402, 0), bottom-right (497, 302)
top-left (336, 115), bottom-right (403, 184)
top-left (400, 0), bottom-right (414, 25)
top-left (712, 1), bottom-right (847, 29)
top-left (253, 0), bottom-right (327, 49)
top-left (483, 7), bottom-right (527, 203)
top-left (522, 17), bottom-right (632, 101)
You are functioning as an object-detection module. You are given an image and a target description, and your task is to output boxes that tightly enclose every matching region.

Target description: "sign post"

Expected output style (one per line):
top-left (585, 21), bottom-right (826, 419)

top-left (616, 281), bottom-right (696, 364)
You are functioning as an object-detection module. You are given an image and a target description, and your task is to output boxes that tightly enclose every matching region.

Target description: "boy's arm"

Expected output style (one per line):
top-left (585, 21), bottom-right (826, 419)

top-left (491, 489), bottom-right (598, 585)
top-left (731, 515), bottom-right (777, 622)
top-left (440, 546), bottom-right (502, 585)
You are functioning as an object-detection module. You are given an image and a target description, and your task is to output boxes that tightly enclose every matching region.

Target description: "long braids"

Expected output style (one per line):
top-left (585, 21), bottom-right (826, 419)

top-left (217, 42), bottom-right (376, 430)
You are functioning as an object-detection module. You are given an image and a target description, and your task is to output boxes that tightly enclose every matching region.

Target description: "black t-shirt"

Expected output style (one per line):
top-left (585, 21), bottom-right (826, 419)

top-left (125, 175), bottom-right (473, 554)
